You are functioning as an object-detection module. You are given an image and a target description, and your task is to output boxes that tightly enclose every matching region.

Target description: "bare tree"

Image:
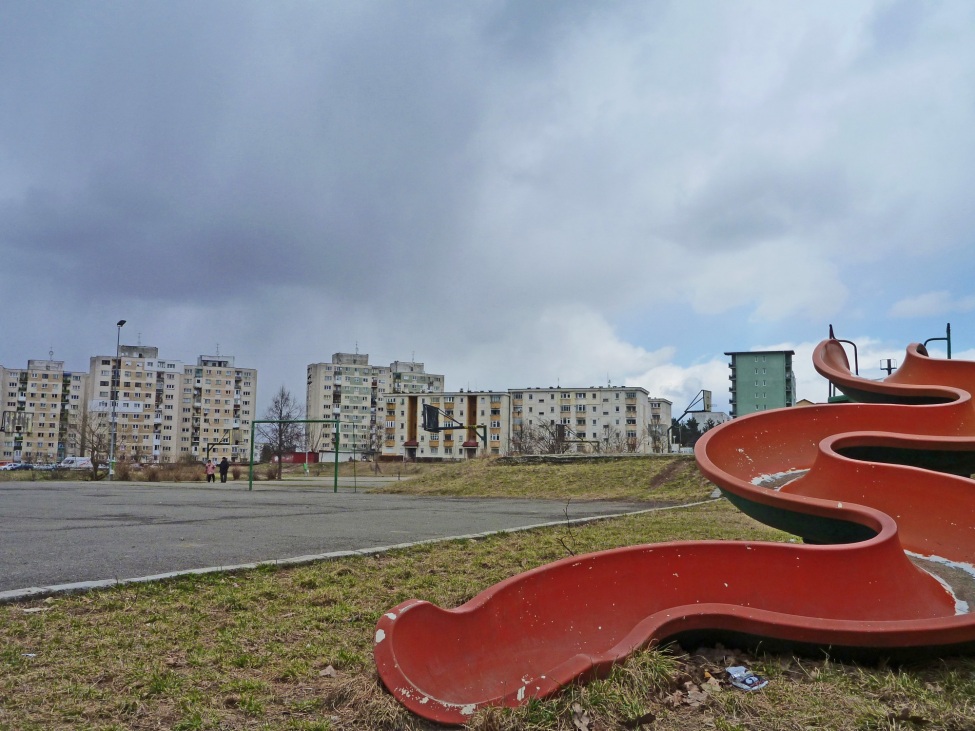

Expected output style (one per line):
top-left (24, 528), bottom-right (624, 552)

top-left (508, 422), bottom-right (541, 455)
top-left (257, 386), bottom-right (304, 479)
top-left (646, 420), bottom-right (668, 454)
top-left (601, 426), bottom-right (628, 454)
top-left (509, 420), bottom-right (574, 455)
top-left (366, 421), bottom-right (385, 473)
top-left (67, 404), bottom-right (111, 480)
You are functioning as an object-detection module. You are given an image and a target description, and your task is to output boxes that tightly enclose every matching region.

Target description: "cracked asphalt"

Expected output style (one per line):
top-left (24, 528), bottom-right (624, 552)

top-left (0, 479), bottom-right (652, 595)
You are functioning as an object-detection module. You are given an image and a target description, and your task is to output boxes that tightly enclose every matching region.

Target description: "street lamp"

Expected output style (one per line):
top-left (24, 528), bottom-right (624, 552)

top-left (669, 420), bottom-right (682, 454)
top-left (109, 319), bottom-right (126, 479)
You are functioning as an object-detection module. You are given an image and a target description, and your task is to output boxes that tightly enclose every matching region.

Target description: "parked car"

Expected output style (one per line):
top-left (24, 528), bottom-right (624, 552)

top-left (59, 456), bottom-right (93, 470)
top-left (0, 463), bottom-right (33, 471)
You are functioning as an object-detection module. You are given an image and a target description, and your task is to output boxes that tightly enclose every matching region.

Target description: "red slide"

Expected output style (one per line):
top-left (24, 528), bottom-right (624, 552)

top-left (374, 339), bottom-right (975, 724)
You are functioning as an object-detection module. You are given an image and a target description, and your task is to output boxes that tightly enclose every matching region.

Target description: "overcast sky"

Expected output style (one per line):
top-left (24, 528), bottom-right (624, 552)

top-left (3, 0), bottom-right (974, 417)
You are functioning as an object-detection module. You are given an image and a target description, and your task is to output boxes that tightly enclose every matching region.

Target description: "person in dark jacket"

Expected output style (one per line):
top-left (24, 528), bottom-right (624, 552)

top-left (218, 457), bottom-right (230, 483)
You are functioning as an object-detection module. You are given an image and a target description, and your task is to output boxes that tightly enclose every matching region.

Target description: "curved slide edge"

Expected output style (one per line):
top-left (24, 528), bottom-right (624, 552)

top-left (373, 339), bottom-right (975, 724)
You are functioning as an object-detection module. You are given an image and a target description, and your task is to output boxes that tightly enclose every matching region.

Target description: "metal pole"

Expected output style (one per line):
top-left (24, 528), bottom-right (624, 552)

top-left (109, 319), bottom-right (125, 480)
top-left (923, 323), bottom-right (952, 359)
top-left (248, 420), bottom-right (255, 490)
top-left (333, 412), bottom-right (340, 493)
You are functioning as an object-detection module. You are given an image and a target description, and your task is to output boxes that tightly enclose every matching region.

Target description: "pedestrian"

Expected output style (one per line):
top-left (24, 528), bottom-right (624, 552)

top-left (205, 459), bottom-right (216, 483)
top-left (219, 457), bottom-right (230, 483)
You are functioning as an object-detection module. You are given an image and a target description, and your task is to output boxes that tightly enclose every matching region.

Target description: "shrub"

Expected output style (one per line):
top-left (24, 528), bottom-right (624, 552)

top-left (231, 465), bottom-right (242, 480)
top-left (145, 466), bottom-right (160, 482)
top-left (115, 462), bottom-right (131, 481)
top-left (264, 463), bottom-right (278, 480)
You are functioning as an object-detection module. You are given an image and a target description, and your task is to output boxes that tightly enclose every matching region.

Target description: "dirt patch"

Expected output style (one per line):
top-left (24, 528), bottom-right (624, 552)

top-left (649, 460), bottom-right (691, 488)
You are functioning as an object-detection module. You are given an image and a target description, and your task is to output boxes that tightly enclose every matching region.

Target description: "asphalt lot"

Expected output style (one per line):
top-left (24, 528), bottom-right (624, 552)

top-left (0, 479), bottom-right (652, 599)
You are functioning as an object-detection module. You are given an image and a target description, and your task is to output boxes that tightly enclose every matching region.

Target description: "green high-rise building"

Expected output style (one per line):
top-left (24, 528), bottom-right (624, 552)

top-left (725, 350), bottom-right (796, 418)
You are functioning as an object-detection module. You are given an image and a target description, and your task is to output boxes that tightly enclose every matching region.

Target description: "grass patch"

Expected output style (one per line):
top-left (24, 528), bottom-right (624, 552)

top-left (2, 463), bottom-right (973, 730)
top-left (375, 455), bottom-right (713, 502)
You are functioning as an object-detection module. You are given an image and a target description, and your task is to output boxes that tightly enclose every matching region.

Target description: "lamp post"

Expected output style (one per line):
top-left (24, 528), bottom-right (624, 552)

top-left (109, 319), bottom-right (126, 480)
top-left (669, 420), bottom-right (682, 453)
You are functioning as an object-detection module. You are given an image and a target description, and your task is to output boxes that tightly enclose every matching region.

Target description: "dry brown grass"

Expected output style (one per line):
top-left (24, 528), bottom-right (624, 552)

top-left (376, 455), bottom-right (712, 502)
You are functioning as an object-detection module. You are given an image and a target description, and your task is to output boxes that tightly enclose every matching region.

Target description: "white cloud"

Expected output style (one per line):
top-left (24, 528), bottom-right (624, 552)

top-left (888, 291), bottom-right (975, 318)
top-left (626, 358), bottom-right (730, 415)
top-left (446, 305), bottom-right (675, 392)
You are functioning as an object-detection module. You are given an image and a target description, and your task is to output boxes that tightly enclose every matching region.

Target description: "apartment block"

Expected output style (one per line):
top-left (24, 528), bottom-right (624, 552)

top-left (82, 346), bottom-right (257, 464)
top-left (306, 353), bottom-right (444, 458)
top-left (510, 387), bottom-right (672, 455)
top-left (377, 387), bottom-right (672, 460)
top-left (86, 346), bottom-right (185, 464)
top-left (183, 356), bottom-right (258, 463)
top-left (390, 361), bottom-right (445, 394)
top-left (0, 360), bottom-right (88, 463)
top-left (726, 350), bottom-right (796, 417)
top-left (382, 391), bottom-right (511, 460)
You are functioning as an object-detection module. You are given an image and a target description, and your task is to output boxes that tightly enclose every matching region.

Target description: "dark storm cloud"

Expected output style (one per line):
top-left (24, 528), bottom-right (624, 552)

top-left (0, 1), bottom-right (500, 302)
top-left (666, 161), bottom-right (853, 252)
top-left (2, 0), bottom-right (975, 419)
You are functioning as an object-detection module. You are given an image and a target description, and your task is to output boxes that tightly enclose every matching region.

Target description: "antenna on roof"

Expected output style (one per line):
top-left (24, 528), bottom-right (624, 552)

top-left (49, 347), bottom-right (54, 360)
top-left (216, 343), bottom-right (220, 356)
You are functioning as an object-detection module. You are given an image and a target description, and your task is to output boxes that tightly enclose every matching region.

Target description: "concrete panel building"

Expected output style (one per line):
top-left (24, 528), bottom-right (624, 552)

top-left (184, 355), bottom-right (258, 463)
top-left (725, 350), bottom-right (796, 417)
top-left (383, 391), bottom-right (511, 460)
top-left (84, 347), bottom-right (256, 464)
top-left (377, 388), bottom-right (672, 461)
top-left (510, 387), bottom-right (672, 455)
top-left (3, 346), bottom-right (257, 466)
top-left (0, 359), bottom-right (87, 464)
top-left (86, 346), bottom-right (185, 464)
top-left (306, 353), bottom-right (444, 458)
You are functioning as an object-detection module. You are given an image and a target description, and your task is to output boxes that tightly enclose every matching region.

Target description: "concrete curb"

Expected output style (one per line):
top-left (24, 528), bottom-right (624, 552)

top-left (0, 498), bottom-right (720, 604)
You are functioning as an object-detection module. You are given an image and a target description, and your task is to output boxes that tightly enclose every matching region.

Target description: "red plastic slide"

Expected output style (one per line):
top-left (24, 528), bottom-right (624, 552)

top-left (374, 339), bottom-right (975, 724)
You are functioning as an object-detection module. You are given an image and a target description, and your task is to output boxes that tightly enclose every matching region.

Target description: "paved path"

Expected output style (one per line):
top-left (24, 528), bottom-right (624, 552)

top-left (0, 480), bottom-right (654, 598)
